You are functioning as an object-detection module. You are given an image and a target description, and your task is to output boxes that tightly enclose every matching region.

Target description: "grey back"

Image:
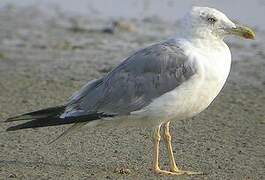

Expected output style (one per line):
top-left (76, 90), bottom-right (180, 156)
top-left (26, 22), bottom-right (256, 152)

top-left (65, 40), bottom-right (196, 117)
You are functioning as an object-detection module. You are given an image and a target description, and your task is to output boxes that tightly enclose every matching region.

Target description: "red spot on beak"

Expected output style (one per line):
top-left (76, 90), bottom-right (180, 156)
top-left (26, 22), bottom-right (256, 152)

top-left (243, 32), bottom-right (254, 39)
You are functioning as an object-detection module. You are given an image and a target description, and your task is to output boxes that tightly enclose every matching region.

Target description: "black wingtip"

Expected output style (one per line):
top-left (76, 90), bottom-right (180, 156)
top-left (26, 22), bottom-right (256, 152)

top-left (6, 122), bottom-right (32, 131)
top-left (5, 112), bottom-right (115, 132)
top-left (0, 117), bottom-right (21, 124)
top-left (5, 116), bottom-right (37, 122)
top-left (6, 126), bottom-right (18, 131)
top-left (5, 106), bottom-right (66, 123)
top-left (5, 116), bottom-right (26, 122)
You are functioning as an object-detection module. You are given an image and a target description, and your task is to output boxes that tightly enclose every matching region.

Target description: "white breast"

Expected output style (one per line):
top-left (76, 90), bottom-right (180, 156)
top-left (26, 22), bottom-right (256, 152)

top-left (131, 39), bottom-right (231, 126)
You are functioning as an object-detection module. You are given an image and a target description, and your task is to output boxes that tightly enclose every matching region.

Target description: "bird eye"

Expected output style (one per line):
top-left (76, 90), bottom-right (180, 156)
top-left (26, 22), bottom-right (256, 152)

top-left (207, 17), bottom-right (217, 23)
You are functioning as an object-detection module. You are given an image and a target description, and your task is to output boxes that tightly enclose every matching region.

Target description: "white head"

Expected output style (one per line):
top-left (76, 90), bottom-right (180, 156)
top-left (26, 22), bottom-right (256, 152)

top-left (180, 7), bottom-right (255, 40)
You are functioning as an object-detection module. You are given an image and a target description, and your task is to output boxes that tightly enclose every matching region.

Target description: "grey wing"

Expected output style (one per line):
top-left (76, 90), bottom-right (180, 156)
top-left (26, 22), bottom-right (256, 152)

top-left (64, 41), bottom-right (197, 117)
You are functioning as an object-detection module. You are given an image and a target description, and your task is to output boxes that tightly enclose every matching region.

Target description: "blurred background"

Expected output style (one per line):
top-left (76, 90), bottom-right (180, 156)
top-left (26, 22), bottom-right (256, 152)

top-left (0, 1), bottom-right (264, 179)
top-left (0, 0), bottom-right (265, 27)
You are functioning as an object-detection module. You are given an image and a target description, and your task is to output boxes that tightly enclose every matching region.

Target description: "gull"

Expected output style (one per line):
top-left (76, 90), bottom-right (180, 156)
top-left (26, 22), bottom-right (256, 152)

top-left (4, 7), bottom-right (255, 176)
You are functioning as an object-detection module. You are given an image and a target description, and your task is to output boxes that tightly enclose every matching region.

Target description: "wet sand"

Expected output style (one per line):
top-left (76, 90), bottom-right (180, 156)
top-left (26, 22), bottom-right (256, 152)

top-left (0, 6), bottom-right (264, 180)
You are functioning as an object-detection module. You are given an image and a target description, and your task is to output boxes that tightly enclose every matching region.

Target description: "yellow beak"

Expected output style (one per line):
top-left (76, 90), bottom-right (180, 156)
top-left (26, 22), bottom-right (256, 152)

top-left (228, 24), bottom-right (255, 39)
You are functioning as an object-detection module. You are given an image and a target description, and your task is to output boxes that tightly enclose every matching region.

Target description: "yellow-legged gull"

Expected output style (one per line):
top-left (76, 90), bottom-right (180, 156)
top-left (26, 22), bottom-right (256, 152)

top-left (4, 7), bottom-right (255, 176)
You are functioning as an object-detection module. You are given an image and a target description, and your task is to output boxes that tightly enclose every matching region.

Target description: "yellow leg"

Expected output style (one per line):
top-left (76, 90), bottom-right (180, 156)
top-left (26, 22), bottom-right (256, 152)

top-left (152, 124), bottom-right (181, 175)
top-left (163, 121), bottom-right (179, 172)
top-left (161, 121), bottom-right (203, 175)
top-left (152, 124), bottom-right (161, 172)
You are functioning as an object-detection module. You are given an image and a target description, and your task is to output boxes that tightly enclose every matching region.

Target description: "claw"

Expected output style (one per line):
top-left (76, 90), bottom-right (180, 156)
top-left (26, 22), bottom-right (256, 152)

top-left (173, 170), bottom-right (204, 175)
top-left (154, 168), bottom-right (184, 176)
top-left (154, 168), bottom-right (203, 176)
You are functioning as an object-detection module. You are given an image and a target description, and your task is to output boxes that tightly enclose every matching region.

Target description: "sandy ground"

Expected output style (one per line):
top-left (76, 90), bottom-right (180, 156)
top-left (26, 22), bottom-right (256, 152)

top-left (0, 6), bottom-right (265, 180)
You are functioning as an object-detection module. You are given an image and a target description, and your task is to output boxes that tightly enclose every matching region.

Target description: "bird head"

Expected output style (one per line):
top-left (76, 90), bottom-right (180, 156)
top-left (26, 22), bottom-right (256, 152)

top-left (180, 7), bottom-right (255, 40)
